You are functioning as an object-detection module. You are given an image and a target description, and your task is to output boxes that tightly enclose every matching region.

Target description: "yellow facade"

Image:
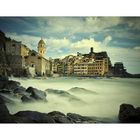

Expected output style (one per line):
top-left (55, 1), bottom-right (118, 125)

top-left (38, 39), bottom-right (46, 57)
top-left (25, 39), bottom-right (50, 76)
top-left (73, 52), bottom-right (109, 76)
top-left (21, 45), bottom-right (29, 57)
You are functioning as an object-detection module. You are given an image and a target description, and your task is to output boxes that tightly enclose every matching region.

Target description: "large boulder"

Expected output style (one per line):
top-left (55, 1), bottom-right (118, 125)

top-left (118, 104), bottom-right (140, 123)
top-left (0, 75), bottom-right (9, 89)
top-left (14, 111), bottom-right (55, 123)
top-left (0, 96), bottom-right (13, 122)
top-left (0, 75), bottom-right (9, 81)
top-left (13, 86), bottom-right (27, 95)
top-left (3, 80), bottom-right (20, 91)
top-left (26, 87), bottom-right (47, 101)
top-left (47, 111), bottom-right (73, 123)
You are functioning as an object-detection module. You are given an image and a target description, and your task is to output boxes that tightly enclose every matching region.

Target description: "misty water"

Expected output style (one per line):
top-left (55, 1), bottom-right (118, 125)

top-left (7, 77), bottom-right (140, 122)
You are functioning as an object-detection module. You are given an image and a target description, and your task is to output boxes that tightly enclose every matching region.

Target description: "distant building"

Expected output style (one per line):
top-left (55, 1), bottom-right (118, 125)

top-left (73, 47), bottom-right (111, 76)
top-left (62, 55), bottom-right (75, 75)
top-left (50, 47), bottom-right (111, 77)
top-left (51, 58), bottom-right (61, 74)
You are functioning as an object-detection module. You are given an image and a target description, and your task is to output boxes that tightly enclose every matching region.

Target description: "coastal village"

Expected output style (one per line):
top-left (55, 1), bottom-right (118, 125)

top-left (0, 30), bottom-right (127, 78)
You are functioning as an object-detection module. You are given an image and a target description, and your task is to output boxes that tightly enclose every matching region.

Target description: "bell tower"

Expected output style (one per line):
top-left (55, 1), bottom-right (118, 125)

top-left (38, 38), bottom-right (46, 57)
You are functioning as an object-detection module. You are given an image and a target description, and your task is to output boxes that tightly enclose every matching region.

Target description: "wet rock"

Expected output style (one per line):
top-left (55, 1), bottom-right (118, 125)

top-left (26, 87), bottom-right (47, 101)
top-left (13, 86), bottom-right (26, 95)
top-left (46, 88), bottom-right (81, 102)
top-left (3, 80), bottom-right (20, 91)
top-left (14, 111), bottom-right (55, 123)
top-left (67, 113), bottom-right (94, 123)
top-left (48, 111), bottom-right (73, 123)
top-left (46, 89), bottom-right (71, 97)
top-left (0, 75), bottom-right (9, 81)
top-left (118, 104), bottom-right (140, 123)
top-left (68, 87), bottom-right (97, 95)
top-left (0, 96), bottom-right (13, 122)
top-left (0, 76), bottom-right (8, 89)
top-left (21, 95), bottom-right (34, 103)
top-left (12, 115), bottom-right (35, 123)
top-left (0, 94), bottom-right (15, 104)
top-left (0, 89), bottom-right (13, 95)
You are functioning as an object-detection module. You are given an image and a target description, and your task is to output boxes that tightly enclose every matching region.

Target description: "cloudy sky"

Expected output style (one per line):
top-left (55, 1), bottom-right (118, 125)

top-left (0, 17), bottom-right (140, 74)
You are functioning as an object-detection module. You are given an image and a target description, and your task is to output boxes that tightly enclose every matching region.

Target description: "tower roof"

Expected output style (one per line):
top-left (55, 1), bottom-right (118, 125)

top-left (38, 39), bottom-right (45, 45)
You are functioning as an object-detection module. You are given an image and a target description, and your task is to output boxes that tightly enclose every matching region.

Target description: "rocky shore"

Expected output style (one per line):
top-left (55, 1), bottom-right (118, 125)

top-left (0, 76), bottom-right (99, 123)
top-left (0, 76), bottom-right (140, 123)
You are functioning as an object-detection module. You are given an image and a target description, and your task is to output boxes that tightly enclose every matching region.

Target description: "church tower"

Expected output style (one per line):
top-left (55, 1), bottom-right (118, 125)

top-left (38, 38), bottom-right (46, 57)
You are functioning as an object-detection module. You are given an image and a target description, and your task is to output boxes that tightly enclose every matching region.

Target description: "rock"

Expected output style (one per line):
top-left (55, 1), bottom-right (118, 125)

top-left (21, 95), bottom-right (34, 103)
top-left (0, 80), bottom-right (7, 89)
top-left (68, 87), bottom-right (97, 95)
top-left (118, 104), bottom-right (140, 123)
top-left (45, 88), bottom-right (81, 102)
top-left (3, 80), bottom-right (20, 91)
top-left (12, 115), bottom-right (35, 123)
top-left (13, 86), bottom-right (27, 95)
top-left (136, 107), bottom-right (140, 115)
top-left (46, 89), bottom-right (71, 97)
top-left (0, 89), bottom-right (13, 95)
top-left (14, 111), bottom-right (55, 123)
top-left (26, 87), bottom-right (47, 101)
top-left (0, 94), bottom-right (15, 104)
top-left (0, 76), bottom-right (9, 89)
top-left (0, 75), bottom-right (9, 81)
top-left (47, 111), bottom-right (73, 123)
top-left (13, 86), bottom-right (29, 99)
top-left (48, 111), bottom-right (66, 116)
top-left (0, 96), bottom-right (13, 122)
top-left (67, 113), bottom-right (93, 123)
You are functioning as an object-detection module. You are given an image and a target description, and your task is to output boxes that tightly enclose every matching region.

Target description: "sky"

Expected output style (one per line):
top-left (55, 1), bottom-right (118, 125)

top-left (0, 17), bottom-right (140, 74)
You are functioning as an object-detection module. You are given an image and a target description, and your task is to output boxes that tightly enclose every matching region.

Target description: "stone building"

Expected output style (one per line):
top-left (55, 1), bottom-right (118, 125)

top-left (0, 31), bottom-right (9, 76)
top-left (5, 39), bottom-right (29, 76)
top-left (1, 31), bottom-right (51, 77)
top-left (38, 39), bottom-right (46, 57)
top-left (25, 39), bottom-right (51, 76)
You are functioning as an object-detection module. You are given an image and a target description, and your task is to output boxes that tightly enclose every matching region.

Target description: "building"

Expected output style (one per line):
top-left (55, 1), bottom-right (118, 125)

top-left (0, 31), bottom-right (9, 76)
top-left (73, 47), bottom-right (111, 76)
top-left (62, 55), bottom-right (75, 75)
top-left (5, 39), bottom-right (29, 76)
top-left (25, 39), bottom-right (51, 76)
top-left (1, 32), bottom-right (51, 77)
top-left (38, 39), bottom-right (46, 57)
top-left (50, 47), bottom-right (111, 77)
